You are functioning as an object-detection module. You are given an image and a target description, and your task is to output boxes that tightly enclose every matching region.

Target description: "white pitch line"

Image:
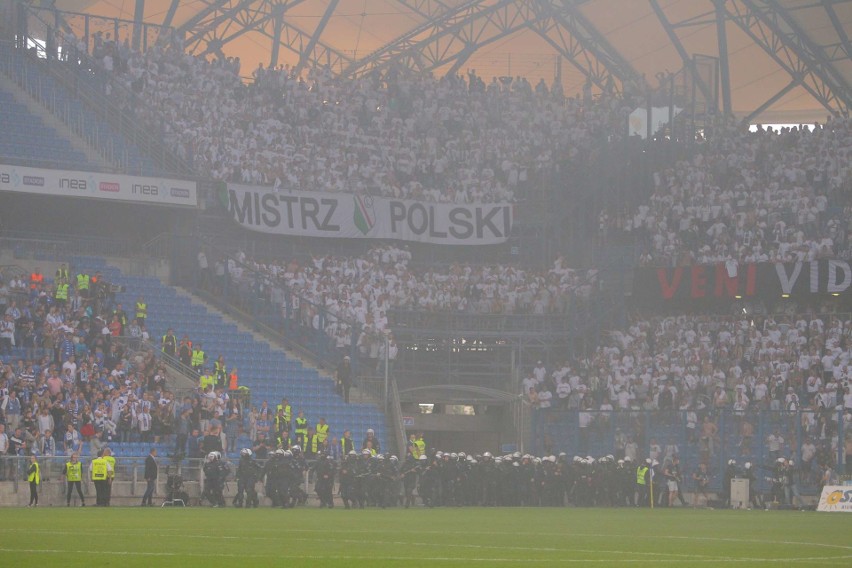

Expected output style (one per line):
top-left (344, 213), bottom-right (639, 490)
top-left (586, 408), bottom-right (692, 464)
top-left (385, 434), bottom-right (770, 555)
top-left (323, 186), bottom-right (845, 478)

top-left (0, 530), bottom-right (724, 559)
top-left (7, 528), bottom-right (851, 555)
top-left (0, 547), bottom-right (849, 564)
top-left (2, 531), bottom-right (850, 564)
top-left (569, 533), bottom-right (852, 552)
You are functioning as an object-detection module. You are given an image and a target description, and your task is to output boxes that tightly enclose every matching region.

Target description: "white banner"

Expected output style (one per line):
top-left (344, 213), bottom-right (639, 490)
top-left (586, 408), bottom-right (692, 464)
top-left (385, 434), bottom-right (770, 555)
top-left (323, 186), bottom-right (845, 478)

top-left (0, 164), bottom-right (197, 207)
top-left (225, 185), bottom-right (514, 246)
top-left (816, 486), bottom-right (852, 512)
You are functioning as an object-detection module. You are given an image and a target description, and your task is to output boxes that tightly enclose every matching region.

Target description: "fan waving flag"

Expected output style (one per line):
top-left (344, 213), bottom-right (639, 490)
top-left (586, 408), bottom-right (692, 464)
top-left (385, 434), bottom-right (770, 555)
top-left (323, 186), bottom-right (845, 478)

top-left (354, 194), bottom-right (376, 235)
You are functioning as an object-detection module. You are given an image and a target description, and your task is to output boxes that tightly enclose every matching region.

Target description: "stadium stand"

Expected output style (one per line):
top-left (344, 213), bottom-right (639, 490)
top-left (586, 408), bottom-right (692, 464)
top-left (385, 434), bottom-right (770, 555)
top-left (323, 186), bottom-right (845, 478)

top-left (601, 119), bottom-right (852, 265)
top-left (0, 40), bottom-right (173, 175)
top-left (88, 41), bottom-right (630, 202)
top-left (0, 255), bottom-right (387, 462)
top-left (0, 6), bottom-right (850, 512)
top-left (0, 82), bottom-right (93, 170)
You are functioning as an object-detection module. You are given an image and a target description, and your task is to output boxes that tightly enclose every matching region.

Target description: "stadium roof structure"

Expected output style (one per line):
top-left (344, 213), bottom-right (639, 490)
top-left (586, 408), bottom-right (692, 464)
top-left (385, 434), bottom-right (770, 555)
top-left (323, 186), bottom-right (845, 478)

top-left (50, 0), bottom-right (852, 123)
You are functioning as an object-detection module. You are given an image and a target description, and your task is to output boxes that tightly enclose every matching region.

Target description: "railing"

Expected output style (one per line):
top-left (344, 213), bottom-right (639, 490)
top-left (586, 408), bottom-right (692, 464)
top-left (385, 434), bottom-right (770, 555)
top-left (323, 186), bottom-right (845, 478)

top-left (5, 13), bottom-right (194, 177)
top-left (388, 310), bottom-right (574, 338)
top-left (387, 375), bottom-right (408, 458)
top-left (112, 335), bottom-right (199, 398)
top-left (0, 231), bottom-right (150, 261)
top-left (530, 408), bottom-right (849, 495)
top-left (0, 230), bottom-right (177, 263)
top-left (174, 239), bottom-right (362, 374)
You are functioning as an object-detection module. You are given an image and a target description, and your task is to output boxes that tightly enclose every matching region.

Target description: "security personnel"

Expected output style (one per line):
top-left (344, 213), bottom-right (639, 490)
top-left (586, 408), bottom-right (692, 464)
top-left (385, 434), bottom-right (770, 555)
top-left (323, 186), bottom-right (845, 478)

top-left (178, 336), bottom-right (193, 367)
top-left (191, 343), bottom-right (206, 373)
top-left (135, 296), bottom-right (147, 325)
top-left (315, 418), bottom-right (330, 445)
top-left (263, 450), bottom-right (283, 507)
top-left (76, 271), bottom-right (90, 298)
top-left (401, 455), bottom-right (422, 508)
top-left (112, 304), bottom-right (128, 328)
top-left (91, 451), bottom-right (109, 506)
top-left (313, 452), bottom-right (336, 508)
top-left (306, 427), bottom-right (321, 457)
top-left (276, 430), bottom-right (291, 451)
top-left (202, 452), bottom-right (226, 507)
top-left (228, 367), bottom-right (239, 391)
top-left (29, 268), bottom-right (44, 289)
top-left (341, 430), bottom-right (355, 455)
top-left (214, 356), bottom-right (227, 388)
top-left (55, 264), bottom-right (69, 285)
top-left (294, 411), bottom-right (308, 448)
top-left (63, 453), bottom-right (85, 507)
top-left (276, 398), bottom-right (291, 431)
top-left (54, 282), bottom-right (69, 307)
top-left (27, 455), bottom-right (40, 507)
top-left (636, 460), bottom-right (650, 507)
top-left (414, 433), bottom-right (426, 458)
top-left (199, 370), bottom-right (216, 391)
top-left (339, 451), bottom-right (358, 509)
top-left (103, 448), bottom-right (116, 506)
top-left (234, 448), bottom-right (260, 508)
top-left (161, 328), bottom-right (177, 357)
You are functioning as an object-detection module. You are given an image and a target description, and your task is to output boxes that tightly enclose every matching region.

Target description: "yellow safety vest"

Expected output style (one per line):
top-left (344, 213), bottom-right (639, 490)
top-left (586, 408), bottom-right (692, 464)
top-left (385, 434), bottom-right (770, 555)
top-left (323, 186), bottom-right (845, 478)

top-left (214, 361), bottom-right (226, 378)
top-left (276, 404), bottom-right (291, 422)
top-left (310, 434), bottom-right (320, 453)
top-left (191, 349), bottom-right (205, 367)
top-left (200, 374), bottom-right (215, 390)
top-left (636, 466), bottom-right (648, 485)
top-left (135, 302), bottom-right (147, 318)
top-left (76, 273), bottom-right (89, 290)
top-left (65, 461), bottom-right (82, 481)
top-left (295, 417), bottom-right (308, 434)
top-left (55, 283), bottom-right (68, 300)
top-left (28, 462), bottom-right (40, 484)
top-left (91, 458), bottom-right (108, 480)
top-left (162, 335), bottom-right (176, 353)
top-left (414, 439), bottom-right (426, 456)
top-left (104, 456), bottom-right (115, 479)
top-left (56, 267), bottom-right (69, 284)
top-left (316, 423), bottom-right (329, 443)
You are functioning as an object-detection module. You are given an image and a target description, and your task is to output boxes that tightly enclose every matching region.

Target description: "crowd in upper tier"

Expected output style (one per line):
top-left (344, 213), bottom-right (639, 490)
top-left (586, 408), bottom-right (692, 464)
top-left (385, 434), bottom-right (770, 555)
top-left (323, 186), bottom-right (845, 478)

top-left (601, 120), bottom-right (852, 266)
top-left (74, 31), bottom-right (631, 204)
top-left (222, 246), bottom-right (597, 345)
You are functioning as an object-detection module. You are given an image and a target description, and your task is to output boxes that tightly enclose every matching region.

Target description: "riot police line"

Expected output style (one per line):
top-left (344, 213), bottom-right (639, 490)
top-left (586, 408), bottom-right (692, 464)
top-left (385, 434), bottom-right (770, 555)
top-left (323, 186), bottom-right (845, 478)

top-left (198, 447), bottom-right (816, 510)
top-left (0, 450), bottom-right (814, 509)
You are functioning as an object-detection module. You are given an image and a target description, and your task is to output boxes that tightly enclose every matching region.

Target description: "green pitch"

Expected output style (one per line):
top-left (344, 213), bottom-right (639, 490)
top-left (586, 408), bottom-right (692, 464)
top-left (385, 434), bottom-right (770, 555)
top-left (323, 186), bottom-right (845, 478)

top-left (0, 507), bottom-right (850, 567)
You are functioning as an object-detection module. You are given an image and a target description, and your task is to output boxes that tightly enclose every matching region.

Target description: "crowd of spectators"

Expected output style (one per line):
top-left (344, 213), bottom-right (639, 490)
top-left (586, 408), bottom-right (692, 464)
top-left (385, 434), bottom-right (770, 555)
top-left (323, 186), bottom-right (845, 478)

top-left (524, 310), bottom-right (852, 413)
top-left (0, 269), bottom-right (180, 464)
top-left (225, 245), bottom-right (597, 349)
top-left (525, 308), bottom-right (852, 476)
top-left (69, 31), bottom-right (630, 204)
top-left (0, 263), bottom-right (386, 467)
top-left (602, 119), bottom-right (852, 265)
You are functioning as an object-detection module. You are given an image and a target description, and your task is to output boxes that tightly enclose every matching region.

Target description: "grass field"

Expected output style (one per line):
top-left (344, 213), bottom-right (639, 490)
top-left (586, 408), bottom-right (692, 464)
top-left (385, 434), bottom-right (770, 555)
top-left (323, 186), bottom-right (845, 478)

top-left (0, 507), bottom-right (850, 567)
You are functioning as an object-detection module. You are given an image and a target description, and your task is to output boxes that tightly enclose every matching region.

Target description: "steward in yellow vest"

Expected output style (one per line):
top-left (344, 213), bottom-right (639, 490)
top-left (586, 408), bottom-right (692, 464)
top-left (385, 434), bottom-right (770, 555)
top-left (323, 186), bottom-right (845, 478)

top-left (64, 454), bottom-right (86, 506)
top-left (27, 456), bottom-right (40, 507)
top-left (191, 346), bottom-right (206, 371)
top-left (76, 272), bottom-right (90, 296)
top-left (316, 419), bottom-right (330, 444)
top-left (54, 283), bottom-right (69, 303)
top-left (135, 297), bottom-right (147, 323)
top-left (55, 264), bottom-right (69, 285)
